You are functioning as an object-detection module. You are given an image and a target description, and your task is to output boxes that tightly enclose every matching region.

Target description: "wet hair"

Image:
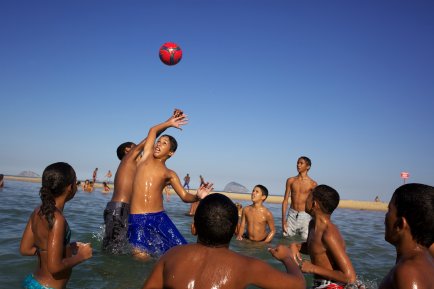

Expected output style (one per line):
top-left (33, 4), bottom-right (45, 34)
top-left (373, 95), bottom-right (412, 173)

top-left (160, 134), bottom-right (178, 152)
top-left (116, 142), bottom-right (135, 160)
top-left (392, 183), bottom-right (434, 247)
top-left (255, 184), bottom-right (269, 200)
top-left (39, 162), bottom-right (76, 229)
top-left (299, 156), bottom-right (312, 168)
top-left (312, 184), bottom-right (340, 214)
top-left (194, 193), bottom-right (238, 247)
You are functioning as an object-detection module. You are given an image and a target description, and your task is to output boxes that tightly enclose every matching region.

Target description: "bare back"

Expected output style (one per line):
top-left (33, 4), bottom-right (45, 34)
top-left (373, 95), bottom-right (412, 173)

top-left (111, 156), bottom-right (139, 203)
top-left (288, 176), bottom-right (317, 211)
top-left (144, 244), bottom-right (303, 289)
top-left (130, 157), bottom-right (171, 214)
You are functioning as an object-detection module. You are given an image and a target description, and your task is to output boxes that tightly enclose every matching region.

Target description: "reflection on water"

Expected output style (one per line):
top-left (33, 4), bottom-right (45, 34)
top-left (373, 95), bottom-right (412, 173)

top-left (0, 181), bottom-right (394, 289)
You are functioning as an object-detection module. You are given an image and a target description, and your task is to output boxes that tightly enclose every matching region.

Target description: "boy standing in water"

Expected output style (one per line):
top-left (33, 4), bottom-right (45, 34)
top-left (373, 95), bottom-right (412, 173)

top-left (379, 183), bottom-right (434, 289)
top-left (143, 193), bottom-right (305, 289)
top-left (288, 185), bottom-right (356, 288)
top-left (102, 109), bottom-right (183, 253)
top-left (20, 162), bottom-right (92, 289)
top-left (282, 156), bottom-right (317, 241)
top-left (129, 112), bottom-right (212, 258)
top-left (236, 185), bottom-right (276, 243)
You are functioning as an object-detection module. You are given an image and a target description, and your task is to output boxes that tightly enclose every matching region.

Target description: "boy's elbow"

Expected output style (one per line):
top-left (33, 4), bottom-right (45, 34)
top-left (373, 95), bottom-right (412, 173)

top-left (19, 246), bottom-right (35, 256)
top-left (345, 271), bottom-right (356, 284)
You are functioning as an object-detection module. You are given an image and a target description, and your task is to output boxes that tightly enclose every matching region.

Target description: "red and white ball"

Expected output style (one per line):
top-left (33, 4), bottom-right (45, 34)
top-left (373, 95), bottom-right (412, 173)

top-left (159, 42), bottom-right (182, 66)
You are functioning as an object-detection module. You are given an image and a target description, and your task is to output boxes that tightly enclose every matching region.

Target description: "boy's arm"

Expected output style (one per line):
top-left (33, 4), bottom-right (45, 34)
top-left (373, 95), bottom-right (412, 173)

top-left (262, 210), bottom-right (276, 243)
top-left (300, 229), bottom-right (356, 284)
top-left (20, 211), bottom-right (37, 256)
top-left (169, 171), bottom-right (212, 203)
top-left (236, 208), bottom-right (247, 240)
top-left (282, 178), bottom-right (292, 233)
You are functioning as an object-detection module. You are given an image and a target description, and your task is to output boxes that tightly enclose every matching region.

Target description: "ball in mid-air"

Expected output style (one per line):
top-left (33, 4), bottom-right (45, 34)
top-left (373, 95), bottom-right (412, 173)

top-left (159, 42), bottom-right (182, 66)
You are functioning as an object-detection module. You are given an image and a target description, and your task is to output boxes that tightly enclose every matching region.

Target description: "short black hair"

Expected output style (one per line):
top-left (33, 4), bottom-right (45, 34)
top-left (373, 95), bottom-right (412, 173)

top-left (194, 193), bottom-right (238, 247)
top-left (116, 142), bottom-right (134, 160)
top-left (255, 184), bottom-right (269, 200)
top-left (312, 184), bottom-right (340, 214)
top-left (392, 183), bottom-right (434, 248)
top-left (299, 156), bottom-right (312, 167)
top-left (161, 134), bottom-right (178, 152)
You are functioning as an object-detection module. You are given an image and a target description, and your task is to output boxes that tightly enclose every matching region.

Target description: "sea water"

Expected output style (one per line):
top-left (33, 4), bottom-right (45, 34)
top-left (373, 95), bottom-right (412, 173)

top-left (0, 181), bottom-right (395, 289)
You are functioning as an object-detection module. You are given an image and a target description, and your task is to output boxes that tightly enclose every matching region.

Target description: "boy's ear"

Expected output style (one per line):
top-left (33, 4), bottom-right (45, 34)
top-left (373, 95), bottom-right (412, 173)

top-left (168, 151), bottom-right (174, 157)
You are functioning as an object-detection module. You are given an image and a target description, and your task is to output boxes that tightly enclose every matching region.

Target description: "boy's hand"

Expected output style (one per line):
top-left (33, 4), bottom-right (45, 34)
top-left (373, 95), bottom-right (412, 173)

top-left (173, 108), bottom-right (183, 118)
top-left (288, 243), bottom-right (303, 264)
top-left (75, 242), bottom-right (93, 261)
top-left (236, 235), bottom-right (243, 241)
top-left (299, 260), bottom-right (314, 273)
top-left (268, 244), bottom-right (292, 261)
top-left (197, 182), bottom-right (213, 199)
top-left (168, 114), bottom-right (188, 130)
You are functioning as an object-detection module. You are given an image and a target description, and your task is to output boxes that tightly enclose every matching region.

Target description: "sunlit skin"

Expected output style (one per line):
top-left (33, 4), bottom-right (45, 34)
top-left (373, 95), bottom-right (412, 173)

top-left (129, 113), bottom-right (212, 257)
top-left (379, 199), bottom-right (434, 289)
top-left (288, 192), bottom-right (356, 284)
top-left (282, 158), bottom-right (317, 234)
top-left (20, 176), bottom-right (92, 289)
top-left (236, 186), bottom-right (276, 243)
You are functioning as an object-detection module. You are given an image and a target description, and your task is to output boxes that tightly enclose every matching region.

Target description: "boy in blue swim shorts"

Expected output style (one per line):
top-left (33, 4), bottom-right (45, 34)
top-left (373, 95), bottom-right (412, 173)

top-left (128, 110), bottom-right (213, 259)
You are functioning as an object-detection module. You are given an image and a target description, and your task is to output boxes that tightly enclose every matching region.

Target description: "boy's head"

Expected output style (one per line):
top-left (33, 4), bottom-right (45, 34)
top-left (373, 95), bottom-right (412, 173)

top-left (154, 134), bottom-right (178, 159)
top-left (297, 156), bottom-right (312, 172)
top-left (386, 183), bottom-right (434, 248)
top-left (116, 142), bottom-right (135, 160)
top-left (307, 184), bottom-right (339, 215)
top-left (194, 193), bottom-right (238, 247)
top-left (251, 184), bottom-right (269, 202)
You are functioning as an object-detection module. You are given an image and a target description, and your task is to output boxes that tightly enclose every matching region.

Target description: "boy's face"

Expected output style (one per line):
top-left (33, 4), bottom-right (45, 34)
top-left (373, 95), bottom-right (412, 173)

top-left (251, 187), bottom-right (265, 202)
top-left (384, 197), bottom-right (399, 245)
top-left (297, 158), bottom-right (310, 173)
top-left (154, 136), bottom-right (173, 158)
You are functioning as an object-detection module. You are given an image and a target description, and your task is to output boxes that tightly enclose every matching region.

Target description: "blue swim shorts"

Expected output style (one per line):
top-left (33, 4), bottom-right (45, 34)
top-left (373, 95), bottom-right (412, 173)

top-left (23, 274), bottom-right (54, 289)
top-left (127, 211), bottom-right (187, 257)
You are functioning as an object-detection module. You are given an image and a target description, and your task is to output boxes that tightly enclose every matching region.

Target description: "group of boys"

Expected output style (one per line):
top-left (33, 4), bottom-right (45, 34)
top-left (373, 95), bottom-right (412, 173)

top-left (102, 108), bottom-right (434, 289)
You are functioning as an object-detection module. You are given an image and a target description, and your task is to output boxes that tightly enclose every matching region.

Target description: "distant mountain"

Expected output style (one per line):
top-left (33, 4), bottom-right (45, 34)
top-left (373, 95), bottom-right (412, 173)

top-left (18, 171), bottom-right (40, 177)
top-left (223, 182), bottom-right (248, 193)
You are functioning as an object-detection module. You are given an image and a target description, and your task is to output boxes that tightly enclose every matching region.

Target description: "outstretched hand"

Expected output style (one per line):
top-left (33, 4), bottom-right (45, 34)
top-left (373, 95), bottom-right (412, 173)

top-left (168, 113), bottom-right (188, 130)
top-left (197, 182), bottom-right (213, 200)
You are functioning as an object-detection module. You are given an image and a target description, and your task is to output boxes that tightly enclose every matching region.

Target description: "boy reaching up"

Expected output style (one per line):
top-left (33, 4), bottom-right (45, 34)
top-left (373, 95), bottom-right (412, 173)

top-left (288, 185), bottom-right (357, 289)
top-left (236, 185), bottom-right (276, 243)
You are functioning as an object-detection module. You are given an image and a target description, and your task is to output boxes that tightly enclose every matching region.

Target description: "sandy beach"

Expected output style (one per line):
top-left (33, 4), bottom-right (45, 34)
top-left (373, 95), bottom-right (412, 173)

top-left (4, 176), bottom-right (387, 211)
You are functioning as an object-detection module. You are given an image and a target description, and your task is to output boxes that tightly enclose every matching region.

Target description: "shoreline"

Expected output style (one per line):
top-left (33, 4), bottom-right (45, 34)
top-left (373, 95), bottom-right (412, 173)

top-left (4, 176), bottom-right (387, 211)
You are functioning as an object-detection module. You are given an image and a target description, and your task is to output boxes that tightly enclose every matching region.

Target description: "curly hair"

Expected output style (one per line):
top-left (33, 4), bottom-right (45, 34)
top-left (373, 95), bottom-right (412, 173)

top-left (39, 162), bottom-right (76, 229)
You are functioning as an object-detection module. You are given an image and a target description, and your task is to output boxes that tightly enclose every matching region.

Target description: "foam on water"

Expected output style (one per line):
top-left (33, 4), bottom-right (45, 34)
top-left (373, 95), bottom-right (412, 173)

top-left (0, 181), bottom-right (394, 289)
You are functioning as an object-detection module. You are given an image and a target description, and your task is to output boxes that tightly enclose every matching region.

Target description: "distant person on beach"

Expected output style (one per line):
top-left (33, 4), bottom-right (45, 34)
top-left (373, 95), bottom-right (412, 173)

top-left (129, 110), bottom-right (213, 259)
top-left (82, 179), bottom-right (90, 191)
top-left (102, 182), bottom-right (111, 193)
top-left (20, 162), bottom-right (92, 289)
top-left (105, 170), bottom-right (112, 183)
top-left (143, 193), bottom-right (305, 289)
top-left (0, 174), bottom-right (4, 188)
top-left (164, 185), bottom-right (171, 202)
top-left (92, 168), bottom-right (98, 183)
top-left (102, 109), bottom-right (182, 254)
top-left (236, 185), bottom-right (276, 243)
top-left (287, 185), bottom-right (356, 289)
top-left (282, 156), bottom-right (317, 241)
top-left (84, 181), bottom-right (94, 193)
top-left (183, 173), bottom-right (190, 190)
top-left (379, 183), bottom-right (434, 289)
top-left (375, 196), bottom-right (381, 202)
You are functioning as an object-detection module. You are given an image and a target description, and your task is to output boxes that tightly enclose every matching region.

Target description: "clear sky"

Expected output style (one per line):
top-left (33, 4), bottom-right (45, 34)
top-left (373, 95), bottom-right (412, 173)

top-left (1, 1), bottom-right (433, 201)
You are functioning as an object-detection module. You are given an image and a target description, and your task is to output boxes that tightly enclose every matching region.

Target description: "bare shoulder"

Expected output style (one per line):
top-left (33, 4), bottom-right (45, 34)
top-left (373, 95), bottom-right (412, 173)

top-left (323, 222), bottom-right (345, 247)
top-left (263, 206), bottom-right (274, 217)
top-left (310, 179), bottom-right (318, 187)
top-left (393, 261), bottom-right (433, 289)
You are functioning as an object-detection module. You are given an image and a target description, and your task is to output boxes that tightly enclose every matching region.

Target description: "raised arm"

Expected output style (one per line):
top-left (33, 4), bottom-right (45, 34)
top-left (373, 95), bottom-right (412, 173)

top-left (282, 178), bottom-right (292, 233)
top-left (46, 213), bottom-right (92, 277)
top-left (169, 170), bottom-right (212, 203)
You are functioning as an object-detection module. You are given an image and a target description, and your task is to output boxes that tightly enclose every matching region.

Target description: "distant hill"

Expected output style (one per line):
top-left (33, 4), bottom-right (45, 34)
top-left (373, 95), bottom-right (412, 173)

top-left (223, 182), bottom-right (248, 193)
top-left (18, 171), bottom-right (40, 177)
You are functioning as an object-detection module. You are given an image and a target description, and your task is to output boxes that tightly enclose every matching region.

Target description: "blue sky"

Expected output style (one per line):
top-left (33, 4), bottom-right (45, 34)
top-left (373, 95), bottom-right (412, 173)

top-left (1, 1), bottom-right (433, 201)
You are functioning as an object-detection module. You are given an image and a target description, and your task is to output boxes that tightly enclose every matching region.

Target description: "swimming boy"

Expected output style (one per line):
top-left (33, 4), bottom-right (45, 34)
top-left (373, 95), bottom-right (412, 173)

top-left (129, 113), bottom-right (213, 258)
top-left (143, 193), bottom-right (305, 289)
top-left (236, 185), bottom-right (276, 243)
top-left (288, 185), bottom-right (356, 288)
top-left (282, 156), bottom-right (317, 241)
top-left (102, 109), bottom-right (183, 253)
top-left (379, 183), bottom-right (434, 289)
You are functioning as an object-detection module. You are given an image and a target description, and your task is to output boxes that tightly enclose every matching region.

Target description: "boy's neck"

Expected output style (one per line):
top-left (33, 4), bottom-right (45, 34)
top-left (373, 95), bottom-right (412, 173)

top-left (252, 201), bottom-right (264, 208)
top-left (395, 235), bottom-right (426, 261)
top-left (298, 171), bottom-right (309, 179)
